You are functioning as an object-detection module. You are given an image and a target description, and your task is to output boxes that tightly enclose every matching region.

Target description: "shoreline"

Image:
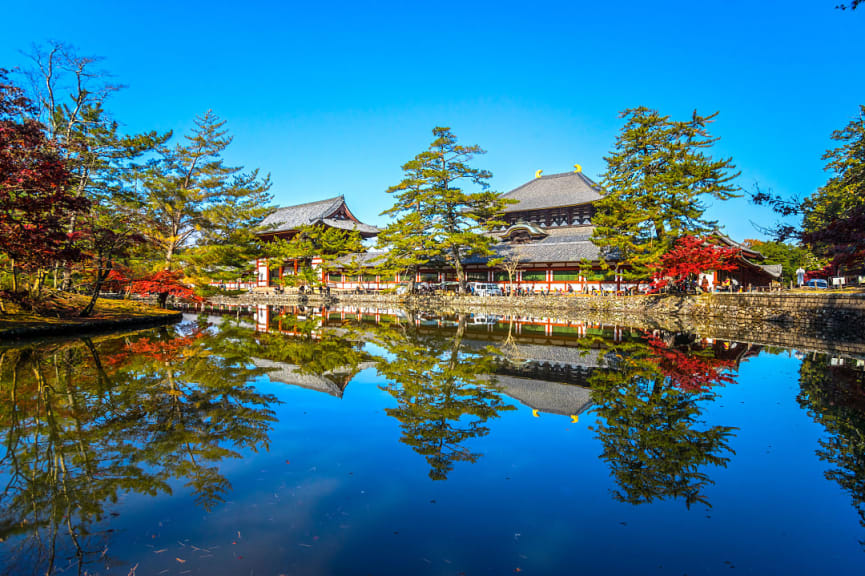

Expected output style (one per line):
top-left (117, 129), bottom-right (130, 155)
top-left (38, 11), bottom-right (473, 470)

top-left (200, 291), bottom-right (865, 359)
top-left (0, 310), bottom-right (182, 341)
top-left (210, 291), bottom-right (865, 326)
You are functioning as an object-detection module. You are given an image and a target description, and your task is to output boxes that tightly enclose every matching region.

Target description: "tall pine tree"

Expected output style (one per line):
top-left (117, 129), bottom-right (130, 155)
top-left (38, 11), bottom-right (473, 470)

top-left (379, 127), bottom-right (508, 293)
top-left (592, 107), bottom-right (740, 278)
top-left (135, 111), bottom-right (272, 278)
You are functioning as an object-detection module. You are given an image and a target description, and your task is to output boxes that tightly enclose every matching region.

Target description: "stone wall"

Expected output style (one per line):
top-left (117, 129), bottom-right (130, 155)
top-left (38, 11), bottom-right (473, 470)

top-left (210, 291), bottom-right (865, 327)
top-left (204, 292), bottom-right (865, 358)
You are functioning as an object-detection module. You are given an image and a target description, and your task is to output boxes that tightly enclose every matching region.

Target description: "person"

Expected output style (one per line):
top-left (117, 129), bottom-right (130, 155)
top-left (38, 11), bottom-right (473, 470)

top-left (796, 266), bottom-right (806, 287)
top-left (701, 276), bottom-right (709, 293)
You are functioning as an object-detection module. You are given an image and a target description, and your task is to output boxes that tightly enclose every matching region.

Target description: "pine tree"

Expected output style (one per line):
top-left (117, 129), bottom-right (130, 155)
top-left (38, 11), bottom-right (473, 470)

top-left (379, 127), bottom-right (508, 293)
top-left (135, 111), bottom-right (272, 276)
top-left (801, 105), bottom-right (865, 274)
top-left (592, 107), bottom-right (740, 279)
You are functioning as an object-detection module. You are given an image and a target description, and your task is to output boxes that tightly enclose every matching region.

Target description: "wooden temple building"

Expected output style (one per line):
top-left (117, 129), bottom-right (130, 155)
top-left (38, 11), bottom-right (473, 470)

top-left (249, 169), bottom-right (782, 292)
top-left (324, 169), bottom-right (631, 292)
top-left (252, 195), bottom-right (379, 289)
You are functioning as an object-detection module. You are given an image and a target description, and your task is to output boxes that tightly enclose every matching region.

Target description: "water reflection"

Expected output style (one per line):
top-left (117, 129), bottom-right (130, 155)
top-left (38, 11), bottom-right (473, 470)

top-left (0, 320), bottom-right (278, 574)
top-left (797, 353), bottom-right (865, 544)
top-left (364, 314), bottom-right (515, 480)
top-left (587, 332), bottom-right (740, 509)
top-left (3, 305), bottom-right (865, 574)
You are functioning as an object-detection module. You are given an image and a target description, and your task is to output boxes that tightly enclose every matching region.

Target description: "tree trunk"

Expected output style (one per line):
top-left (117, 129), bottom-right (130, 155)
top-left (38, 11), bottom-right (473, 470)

top-left (452, 248), bottom-right (465, 294)
top-left (80, 270), bottom-right (108, 317)
top-left (157, 291), bottom-right (169, 308)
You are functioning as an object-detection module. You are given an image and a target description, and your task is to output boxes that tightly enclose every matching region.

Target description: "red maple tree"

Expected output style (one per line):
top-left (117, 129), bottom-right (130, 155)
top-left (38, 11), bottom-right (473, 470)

top-left (0, 69), bottom-right (89, 292)
top-left (130, 269), bottom-right (202, 308)
top-left (652, 235), bottom-right (740, 288)
top-left (643, 332), bottom-right (737, 392)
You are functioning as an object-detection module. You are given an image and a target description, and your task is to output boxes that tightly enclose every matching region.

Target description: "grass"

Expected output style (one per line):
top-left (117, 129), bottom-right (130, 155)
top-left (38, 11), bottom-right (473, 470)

top-left (0, 292), bottom-right (178, 333)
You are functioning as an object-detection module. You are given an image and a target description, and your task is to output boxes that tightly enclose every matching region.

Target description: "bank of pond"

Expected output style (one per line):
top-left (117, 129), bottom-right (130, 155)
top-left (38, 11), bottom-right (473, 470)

top-left (0, 307), bottom-right (863, 575)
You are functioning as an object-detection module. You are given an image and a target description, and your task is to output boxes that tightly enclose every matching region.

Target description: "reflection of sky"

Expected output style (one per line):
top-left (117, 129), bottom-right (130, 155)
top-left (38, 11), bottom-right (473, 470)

top-left (4, 334), bottom-right (865, 575)
top-left (85, 350), bottom-right (863, 575)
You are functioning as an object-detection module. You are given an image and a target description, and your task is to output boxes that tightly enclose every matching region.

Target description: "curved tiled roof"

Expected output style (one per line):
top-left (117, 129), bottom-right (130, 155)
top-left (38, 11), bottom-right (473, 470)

top-left (259, 196), bottom-right (380, 236)
top-left (501, 172), bottom-right (603, 213)
top-left (260, 196), bottom-right (346, 233)
top-left (320, 218), bottom-right (381, 235)
top-left (493, 375), bottom-right (594, 417)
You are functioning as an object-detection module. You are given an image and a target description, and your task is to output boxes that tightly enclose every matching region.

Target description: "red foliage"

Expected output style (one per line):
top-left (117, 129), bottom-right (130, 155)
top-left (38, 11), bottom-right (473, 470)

top-left (644, 333), bottom-right (737, 392)
top-left (103, 268), bottom-right (131, 292)
top-left (0, 69), bottom-right (89, 270)
top-left (130, 270), bottom-right (202, 302)
top-left (653, 235), bottom-right (740, 284)
top-left (125, 333), bottom-right (203, 363)
top-left (803, 203), bottom-right (865, 275)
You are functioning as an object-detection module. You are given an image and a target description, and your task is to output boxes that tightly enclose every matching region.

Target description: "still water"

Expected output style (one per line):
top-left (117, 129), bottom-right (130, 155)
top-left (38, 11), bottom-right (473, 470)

top-left (1, 306), bottom-right (863, 575)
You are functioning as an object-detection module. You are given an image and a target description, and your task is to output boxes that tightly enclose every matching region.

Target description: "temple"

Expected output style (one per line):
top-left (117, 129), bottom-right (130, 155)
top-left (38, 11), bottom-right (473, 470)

top-left (250, 169), bottom-right (781, 292)
top-left (325, 169), bottom-right (632, 292)
top-left (252, 195), bottom-right (379, 288)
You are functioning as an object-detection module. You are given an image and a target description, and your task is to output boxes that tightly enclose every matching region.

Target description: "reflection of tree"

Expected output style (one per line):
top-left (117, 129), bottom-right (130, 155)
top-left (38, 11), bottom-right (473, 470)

top-left (0, 320), bottom-right (278, 574)
top-left (368, 315), bottom-right (515, 480)
top-left (588, 333), bottom-right (738, 508)
top-left (214, 313), bottom-right (372, 391)
top-left (797, 354), bottom-right (865, 545)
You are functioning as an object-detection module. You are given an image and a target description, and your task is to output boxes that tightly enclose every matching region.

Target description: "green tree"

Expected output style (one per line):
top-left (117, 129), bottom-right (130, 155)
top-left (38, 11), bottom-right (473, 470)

top-left (796, 353), bottom-right (865, 545)
top-left (135, 111), bottom-right (272, 274)
top-left (263, 224), bottom-right (364, 287)
top-left (588, 332), bottom-right (737, 508)
top-left (368, 315), bottom-right (515, 479)
top-left (22, 43), bottom-right (170, 299)
top-left (380, 127), bottom-right (509, 293)
top-left (801, 105), bottom-right (865, 274)
top-left (592, 108), bottom-right (740, 279)
top-left (0, 325), bottom-right (278, 574)
top-left (744, 239), bottom-right (825, 283)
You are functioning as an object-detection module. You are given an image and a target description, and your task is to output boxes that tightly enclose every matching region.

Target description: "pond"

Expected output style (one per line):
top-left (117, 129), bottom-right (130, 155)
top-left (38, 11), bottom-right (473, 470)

top-left (1, 306), bottom-right (863, 575)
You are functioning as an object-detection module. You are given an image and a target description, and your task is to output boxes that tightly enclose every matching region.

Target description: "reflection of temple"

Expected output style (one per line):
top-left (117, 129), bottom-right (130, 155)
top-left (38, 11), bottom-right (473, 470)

top-left (251, 357), bottom-right (376, 398)
top-left (473, 340), bottom-right (611, 419)
top-left (234, 305), bottom-right (764, 418)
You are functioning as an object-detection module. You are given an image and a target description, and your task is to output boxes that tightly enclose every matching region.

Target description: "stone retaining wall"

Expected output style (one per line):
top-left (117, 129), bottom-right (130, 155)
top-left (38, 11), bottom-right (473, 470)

top-left (210, 291), bottom-right (865, 327)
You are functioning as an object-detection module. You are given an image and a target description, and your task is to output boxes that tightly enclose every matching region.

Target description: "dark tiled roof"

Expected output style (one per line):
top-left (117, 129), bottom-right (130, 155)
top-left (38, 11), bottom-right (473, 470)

top-left (334, 250), bottom-right (389, 266)
top-left (464, 228), bottom-right (603, 264)
top-left (757, 263), bottom-right (783, 278)
top-left (712, 231), bottom-right (765, 260)
top-left (320, 218), bottom-right (381, 235)
top-left (493, 375), bottom-right (594, 417)
top-left (502, 172), bottom-right (603, 213)
top-left (503, 344), bottom-right (604, 367)
top-left (260, 196), bottom-right (346, 233)
top-left (260, 196), bottom-right (380, 236)
top-left (252, 357), bottom-right (376, 397)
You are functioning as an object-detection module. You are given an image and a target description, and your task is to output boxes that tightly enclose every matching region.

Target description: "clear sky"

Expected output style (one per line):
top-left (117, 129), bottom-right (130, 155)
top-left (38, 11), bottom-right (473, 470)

top-left (1, 0), bottom-right (862, 240)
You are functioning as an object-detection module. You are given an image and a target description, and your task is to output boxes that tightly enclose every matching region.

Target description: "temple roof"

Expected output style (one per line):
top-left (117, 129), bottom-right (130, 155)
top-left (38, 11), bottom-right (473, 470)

top-left (493, 375), bottom-right (594, 417)
top-left (252, 357), bottom-right (376, 398)
top-left (259, 195), bottom-right (380, 237)
top-left (501, 172), bottom-right (603, 213)
top-left (465, 227), bottom-right (604, 264)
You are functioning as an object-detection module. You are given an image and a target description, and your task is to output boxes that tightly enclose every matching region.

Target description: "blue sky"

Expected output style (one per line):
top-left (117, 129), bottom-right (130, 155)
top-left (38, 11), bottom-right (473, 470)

top-left (1, 0), bottom-right (862, 240)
